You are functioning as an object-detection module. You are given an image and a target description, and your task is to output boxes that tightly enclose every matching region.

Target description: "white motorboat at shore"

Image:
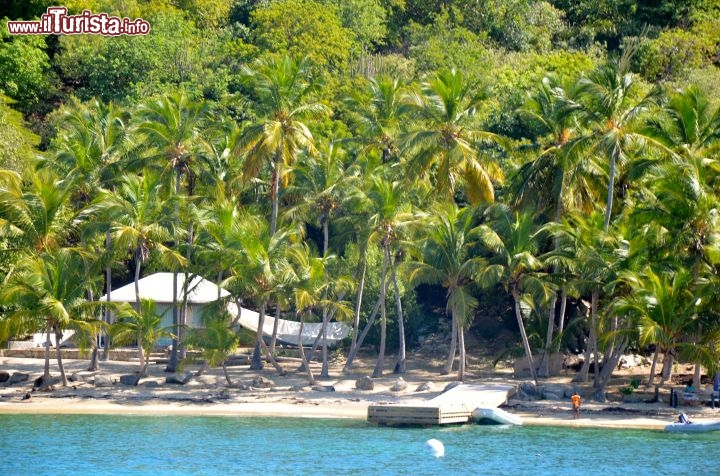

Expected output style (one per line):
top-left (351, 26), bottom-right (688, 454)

top-left (664, 420), bottom-right (720, 433)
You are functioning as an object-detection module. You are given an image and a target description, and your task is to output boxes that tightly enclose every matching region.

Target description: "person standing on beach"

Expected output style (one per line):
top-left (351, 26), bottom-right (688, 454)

top-left (571, 392), bottom-right (581, 419)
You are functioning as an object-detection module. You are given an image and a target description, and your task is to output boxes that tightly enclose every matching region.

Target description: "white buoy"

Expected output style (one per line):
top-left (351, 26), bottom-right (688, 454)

top-left (425, 438), bottom-right (445, 457)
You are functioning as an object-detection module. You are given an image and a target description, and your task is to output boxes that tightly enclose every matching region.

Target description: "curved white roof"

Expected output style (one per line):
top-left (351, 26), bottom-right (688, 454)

top-left (98, 272), bottom-right (230, 304)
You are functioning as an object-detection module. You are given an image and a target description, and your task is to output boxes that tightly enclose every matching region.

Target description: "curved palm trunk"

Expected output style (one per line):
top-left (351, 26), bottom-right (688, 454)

top-left (391, 260), bottom-right (406, 374)
top-left (297, 312), bottom-right (315, 385)
top-left (269, 303), bottom-right (280, 354)
top-left (556, 289), bottom-right (568, 350)
top-left (222, 361), bottom-right (233, 386)
top-left (574, 289), bottom-right (599, 384)
top-left (372, 246), bottom-right (390, 378)
top-left (660, 348), bottom-right (675, 385)
top-left (345, 251), bottom-right (367, 371)
top-left (647, 346), bottom-right (660, 387)
top-left (42, 319), bottom-right (52, 386)
top-left (512, 288), bottom-right (538, 385)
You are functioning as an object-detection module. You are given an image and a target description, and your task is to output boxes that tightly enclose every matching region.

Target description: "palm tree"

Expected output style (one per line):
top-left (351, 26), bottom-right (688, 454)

top-left (573, 55), bottom-right (666, 230)
top-left (403, 203), bottom-right (482, 380)
top-left (185, 305), bottom-right (240, 386)
top-left (402, 68), bottom-right (503, 204)
top-left (476, 205), bottom-right (556, 385)
top-left (111, 298), bottom-right (174, 378)
top-left (48, 98), bottom-right (133, 368)
top-left (356, 176), bottom-right (416, 377)
top-left (344, 75), bottom-right (407, 164)
top-left (88, 172), bottom-right (185, 313)
top-left (0, 247), bottom-right (103, 388)
top-left (238, 55), bottom-right (330, 236)
top-left (134, 92), bottom-right (213, 370)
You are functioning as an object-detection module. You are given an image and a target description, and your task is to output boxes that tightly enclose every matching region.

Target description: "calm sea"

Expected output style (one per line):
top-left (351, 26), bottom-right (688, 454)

top-left (0, 414), bottom-right (716, 475)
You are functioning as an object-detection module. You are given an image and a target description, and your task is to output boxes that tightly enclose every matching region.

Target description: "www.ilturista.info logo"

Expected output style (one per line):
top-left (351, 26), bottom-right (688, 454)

top-left (7, 7), bottom-right (150, 36)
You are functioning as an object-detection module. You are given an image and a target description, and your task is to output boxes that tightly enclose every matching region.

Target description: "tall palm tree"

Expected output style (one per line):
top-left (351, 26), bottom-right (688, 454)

top-left (476, 205), bottom-right (556, 385)
top-left (185, 306), bottom-right (240, 386)
top-left (573, 56), bottom-right (666, 230)
top-left (356, 176), bottom-right (416, 376)
top-left (0, 247), bottom-right (103, 388)
top-left (403, 68), bottom-right (504, 204)
top-left (238, 55), bottom-right (330, 236)
top-left (48, 98), bottom-right (133, 368)
top-left (134, 92), bottom-right (213, 370)
top-left (403, 203), bottom-right (482, 380)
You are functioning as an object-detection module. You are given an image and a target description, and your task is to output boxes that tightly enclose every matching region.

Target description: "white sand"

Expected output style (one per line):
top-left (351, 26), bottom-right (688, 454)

top-left (2, 355), bottom-right (717, 430)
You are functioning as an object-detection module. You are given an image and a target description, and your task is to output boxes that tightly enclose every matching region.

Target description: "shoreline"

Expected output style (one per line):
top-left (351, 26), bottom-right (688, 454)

top-left (2, 356), bottom-right (717, 430)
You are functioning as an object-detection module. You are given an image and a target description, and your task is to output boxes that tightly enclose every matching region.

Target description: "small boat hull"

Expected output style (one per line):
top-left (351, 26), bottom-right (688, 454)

top-left (664, 420), bottom-right (720, 433)
top-left (471, 407), bottom-right (523, 426)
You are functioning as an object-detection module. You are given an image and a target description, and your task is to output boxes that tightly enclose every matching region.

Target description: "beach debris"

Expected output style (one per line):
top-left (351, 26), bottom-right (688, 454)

top-left (312, 385), bottom-right (336, 392)
top-left (93, 375), bottom-right (114, 387)
top-left (166, 371), bottom-right (193, 385)
top-left (119, 373), bottom-right (141, 386)
top-left (8, 372), bottom-right (29, 385)
top-left (355, 376), bottom-right (374, 391)
top-left (424, 439), bottom-right (445, 458)
top-left (0, 371), bottom-right (10, 383)
top-left (415, 381), bottom-right (435, 392)
top-left (390, 377), bottom-right (408, 392)
top-left (251, 376), bottom-right (275, 389)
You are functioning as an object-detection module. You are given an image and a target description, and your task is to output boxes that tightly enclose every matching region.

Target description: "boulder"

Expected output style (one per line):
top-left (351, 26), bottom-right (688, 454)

top-left (415, 381), bottom-right (435, 392)
top-left (0, 371), bottom-right (10, 383)
top-left (141, 380), bottom-right (161, 388)
top-left (251, 376), bottom-right (275, 389)
top-left (355, 376), bottom-right (374, 391)
top-left (33, 375), bottom-right (60, 388)
top-left (119, 373), bottom-right (141, 386)
top-left (69, 371), bottom-right (95, 383)
top-left (94, 375), bottom-right (114, 387)
top-left (9, 372), bottom-right (30, 385)
top-left (520, 380), bottom-right (539, 397)
top-left (166, 371), bottom-right (193, 385)
top-left (442, 381), bottom-right (462, 393)
top-left (390, 377), bottom-right (408, 392)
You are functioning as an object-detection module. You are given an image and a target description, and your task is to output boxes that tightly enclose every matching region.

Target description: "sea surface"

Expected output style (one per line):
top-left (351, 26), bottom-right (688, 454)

top-left (0, 414), bottom-right (717, 475)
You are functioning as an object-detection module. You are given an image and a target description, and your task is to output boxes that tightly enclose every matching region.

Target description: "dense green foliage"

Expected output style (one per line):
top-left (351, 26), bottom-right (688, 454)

top-left (2, 0), bottom-right (720, 387)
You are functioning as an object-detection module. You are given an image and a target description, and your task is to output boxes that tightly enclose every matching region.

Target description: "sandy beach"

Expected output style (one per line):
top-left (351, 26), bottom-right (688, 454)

top-left (1, 353), bottom-right (717, 431)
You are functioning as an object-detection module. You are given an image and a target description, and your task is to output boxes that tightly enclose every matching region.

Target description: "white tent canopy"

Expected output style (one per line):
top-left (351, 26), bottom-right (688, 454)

top-left (98, 272), bottom-right (230, 303)
top-left (227, 302), bottom-right (350, 347)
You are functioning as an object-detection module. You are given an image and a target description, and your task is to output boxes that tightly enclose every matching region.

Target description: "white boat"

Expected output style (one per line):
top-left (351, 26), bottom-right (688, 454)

top-left (471, 407), bottom-right (523, 426)
top-left (664, 420), bottom-right (720, 433)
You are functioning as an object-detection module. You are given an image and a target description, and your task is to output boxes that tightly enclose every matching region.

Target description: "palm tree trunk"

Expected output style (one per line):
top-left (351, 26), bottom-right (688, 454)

top-left (103, 230), bottom-right (112, 361)
top-left (458, 323), bottom-right (466, 381)
top-left (298, 312), bottom-right (315, 385)
top-left (604, 149), bottom-right (617, 230)
top-left (390, 259), bottom-right (406, 374)
top-left (372, 246), bottom-right (390, 378)
top-left (222, 361), bottom-right (233, 386)
top-left (166, 270), bottom-right (179, 372)
top-left (512, 288), bottom-right (538, 385)
top-left (556, 289), bottom-right (568, 351)
top-left (660, 349), bottom-right (675, 385)
top-left (53, 324), bottom-right (68, 386)
top-left (574, 295), bottom-right (597, 383)
top-left (269, 303), bottom-right (280, 354)
top-left (647, 346), bottom-right (660, 387)
top-left (43, 319), bottom-right (52, 385)
top-left (133, 249), bottom-right (142, 312)
top-left (343, 294), bottom-right (381, 374)
top-left (443, 313), bottom-right (458, 375)
top-left (138, 336), bottom-right (147, 377)
top-left (250, 302), bottom-right (267, 370)
top-left (270, 164), bottom-right (280, 236)
top-left (346, 250), bottom-right (367, 369)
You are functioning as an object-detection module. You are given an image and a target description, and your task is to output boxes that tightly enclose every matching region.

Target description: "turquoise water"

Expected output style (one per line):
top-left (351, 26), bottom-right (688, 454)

top-left (1, 415), bottom-right (717, 475)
